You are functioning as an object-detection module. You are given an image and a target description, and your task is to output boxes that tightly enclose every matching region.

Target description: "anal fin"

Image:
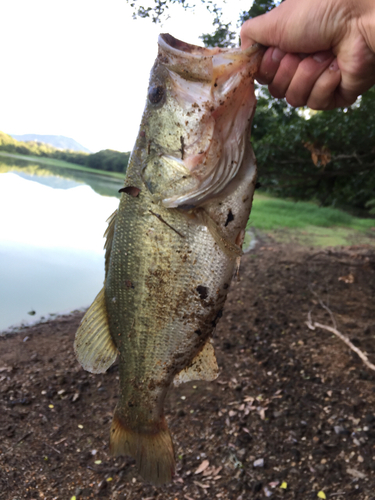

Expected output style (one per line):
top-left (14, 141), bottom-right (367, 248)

top-left (174, 340), bottom-right (219, 386)
top-left (74, 287), bottom-right (117, 374)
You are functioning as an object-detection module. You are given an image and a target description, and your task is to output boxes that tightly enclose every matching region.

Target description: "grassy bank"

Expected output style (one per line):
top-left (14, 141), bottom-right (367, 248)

top-left (0, 151), bottom-right (125, 179)
top-left (249, 194), bottom-right (375, 247)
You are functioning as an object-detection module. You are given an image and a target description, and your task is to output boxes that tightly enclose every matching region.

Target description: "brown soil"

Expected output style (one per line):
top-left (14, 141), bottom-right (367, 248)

top-left (1, 240), bottom-right (375, 500)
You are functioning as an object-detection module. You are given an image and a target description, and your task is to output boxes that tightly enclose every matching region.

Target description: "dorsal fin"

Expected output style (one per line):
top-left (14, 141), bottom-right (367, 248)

top-left (104, 209), bottom-right (117, 277)
top-left (74, 287), bottom-right (118, 374)
top-left (174, 340), bottom-right (219, 386)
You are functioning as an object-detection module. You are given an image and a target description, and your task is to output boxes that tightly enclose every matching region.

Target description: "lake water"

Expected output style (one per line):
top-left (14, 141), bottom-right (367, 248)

top-left (0, 156), bottom-right (122, 332)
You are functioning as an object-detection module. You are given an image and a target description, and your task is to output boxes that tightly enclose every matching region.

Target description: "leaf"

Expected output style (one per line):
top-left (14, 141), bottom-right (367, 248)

top-left (338, 273), bottom-right (354, 284)
top-left (194, 459), bottom-right (210, 474)
top-left (317, 492), bottom-right (326, 499)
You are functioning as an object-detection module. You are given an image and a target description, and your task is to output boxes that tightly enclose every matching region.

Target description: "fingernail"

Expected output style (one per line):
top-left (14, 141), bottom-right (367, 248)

top-left (272, 47), bottom-right (286, 63)
top-left (313, 51), bottom-right (333, 63)
top-left (329, 59), bottom-right (339, 71)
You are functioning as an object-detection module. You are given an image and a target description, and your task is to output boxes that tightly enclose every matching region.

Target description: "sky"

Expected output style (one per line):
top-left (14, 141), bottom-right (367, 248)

top-left (1, 0), bottom-right (249, 153)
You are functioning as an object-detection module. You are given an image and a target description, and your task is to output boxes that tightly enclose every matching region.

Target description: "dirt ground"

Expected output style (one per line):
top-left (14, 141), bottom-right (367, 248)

top-left (1, 238), bottom-right (375, 500)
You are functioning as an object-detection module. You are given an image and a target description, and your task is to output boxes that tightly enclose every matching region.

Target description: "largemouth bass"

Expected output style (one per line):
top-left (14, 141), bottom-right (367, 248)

top-left (74, 33), bottom-right (263, 486)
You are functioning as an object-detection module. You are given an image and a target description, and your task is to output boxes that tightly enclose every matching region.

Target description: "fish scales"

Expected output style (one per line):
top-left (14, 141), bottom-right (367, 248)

top-left (74, 33), bottom-right (264, 486)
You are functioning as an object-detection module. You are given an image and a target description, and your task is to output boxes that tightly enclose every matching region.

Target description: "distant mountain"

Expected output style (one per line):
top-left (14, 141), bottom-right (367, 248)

top-left (10, 134), bottom-right (91, 153)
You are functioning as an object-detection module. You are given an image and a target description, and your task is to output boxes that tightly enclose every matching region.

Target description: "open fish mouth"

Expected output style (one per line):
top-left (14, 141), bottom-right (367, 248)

top-left (142, 34), bottom-right (265, 208)
top-left (158, 33), bottom-right (263, 84)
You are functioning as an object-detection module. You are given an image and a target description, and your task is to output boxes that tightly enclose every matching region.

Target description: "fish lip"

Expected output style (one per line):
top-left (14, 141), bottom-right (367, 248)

top-left (158, 33), bottom-right (263, 58)
top-left (158, 33), bottom-right (264, 82)
top-left (158, 33), bottom-right (222, 58)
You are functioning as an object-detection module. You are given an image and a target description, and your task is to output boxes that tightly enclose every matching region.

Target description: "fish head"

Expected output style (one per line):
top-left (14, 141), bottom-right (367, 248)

top-left (141, 33), bottom-right (264, 208)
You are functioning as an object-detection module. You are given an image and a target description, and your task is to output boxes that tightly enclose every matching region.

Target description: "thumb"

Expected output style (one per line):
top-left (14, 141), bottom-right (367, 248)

top-left (240, 0), bottom-right (332, 53)
top-left (240, 5), bottom-right (288, 50)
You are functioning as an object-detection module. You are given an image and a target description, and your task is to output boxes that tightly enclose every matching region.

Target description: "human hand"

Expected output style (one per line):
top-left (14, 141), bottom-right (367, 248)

top-left (241, 0), bottom-right (375, 109)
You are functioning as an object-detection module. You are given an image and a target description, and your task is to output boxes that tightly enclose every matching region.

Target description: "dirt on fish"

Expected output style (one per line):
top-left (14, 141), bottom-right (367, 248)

top-left (1, 237), bottom-right (375, 500)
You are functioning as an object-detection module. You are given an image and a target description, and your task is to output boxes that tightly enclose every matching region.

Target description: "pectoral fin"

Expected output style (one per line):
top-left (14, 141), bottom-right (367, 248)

top-left (74, 287), bottom-right (118, 374)
top-left (174, 341), bottom-right (219, 386)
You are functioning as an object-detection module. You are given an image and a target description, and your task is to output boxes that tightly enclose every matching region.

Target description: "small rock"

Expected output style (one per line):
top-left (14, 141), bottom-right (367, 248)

top-left (347, 468), bottom-right (366, 479)
top-left (253, 458), bottom-right (264, 468)
top-left (263, 486), bottom-right (273, 497)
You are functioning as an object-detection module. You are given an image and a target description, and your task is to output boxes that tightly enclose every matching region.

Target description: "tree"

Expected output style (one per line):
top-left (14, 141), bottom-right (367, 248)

top-left (253, 87), bottom-right (375, 211)
top-left (85, 149), bottom-right (130, 173)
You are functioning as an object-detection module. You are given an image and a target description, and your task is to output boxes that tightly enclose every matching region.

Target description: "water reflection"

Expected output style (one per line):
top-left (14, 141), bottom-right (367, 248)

top-left (0, 164), bottom-right (121, 331)
top-left (0, 154), bottom-right (124, 198)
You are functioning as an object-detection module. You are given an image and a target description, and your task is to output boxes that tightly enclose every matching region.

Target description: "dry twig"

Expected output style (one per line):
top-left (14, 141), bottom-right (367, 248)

top-left (306, 289), bottom-right (375, 373)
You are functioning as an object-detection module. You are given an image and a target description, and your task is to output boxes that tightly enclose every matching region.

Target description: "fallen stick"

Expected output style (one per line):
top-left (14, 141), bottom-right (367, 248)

top-left (306, 319), bottom-right (375, 372)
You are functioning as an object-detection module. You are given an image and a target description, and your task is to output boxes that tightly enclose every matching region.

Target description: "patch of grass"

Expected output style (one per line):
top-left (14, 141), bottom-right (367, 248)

top-left (250, 195), bottom-right (374, 231)
top-left (248, 194), bottom-right (375, 247)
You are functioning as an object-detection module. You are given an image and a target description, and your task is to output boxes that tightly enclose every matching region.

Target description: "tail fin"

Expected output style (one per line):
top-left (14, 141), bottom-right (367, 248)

top-left (110, 412), bottom-right (175, 486)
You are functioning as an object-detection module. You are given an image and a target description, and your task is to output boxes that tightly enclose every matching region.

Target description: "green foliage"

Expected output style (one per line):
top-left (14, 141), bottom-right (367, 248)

top-left (0, 131), bottom-right (130, 174)
top-left (200, 23), bottom-right (236, 48)
top-left (200, 0), bottom-right (279, 48)
top-left (127, 0), bottom-right (218, 24)
top-left (0, 131), bottom-right (88, 163)
top-left (85, 149), bottom-right (130, 173)
top-left (240, 0), bottom-right (278, 23)
top-left (253, 87), bottom-right (375, 213)
top-left (366, 199), bottom-right (375, 215)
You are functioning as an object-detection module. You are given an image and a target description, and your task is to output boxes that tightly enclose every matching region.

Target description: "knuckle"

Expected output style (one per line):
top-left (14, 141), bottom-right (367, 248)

top-left (269, 85), bottom-right (285, 99)
top-left (285, 94), bottom-right (305, 108)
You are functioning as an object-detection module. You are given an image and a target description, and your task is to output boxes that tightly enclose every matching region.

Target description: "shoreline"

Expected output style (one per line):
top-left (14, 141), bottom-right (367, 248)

top-left (0, 308), bottom-right (86, 338)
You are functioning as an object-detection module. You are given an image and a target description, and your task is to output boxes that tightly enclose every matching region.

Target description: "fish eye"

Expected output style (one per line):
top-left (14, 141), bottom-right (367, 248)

top-left (148, 85), bottom-right (165, 105)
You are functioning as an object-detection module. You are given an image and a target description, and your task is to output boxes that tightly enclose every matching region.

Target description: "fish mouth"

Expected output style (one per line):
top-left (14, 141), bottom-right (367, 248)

top-left (158, 33), bottom-right (264, 84)
top-left (159, 33), bottom-right (221, 57)
top-left (153, 34), bottom-right (264, 208)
